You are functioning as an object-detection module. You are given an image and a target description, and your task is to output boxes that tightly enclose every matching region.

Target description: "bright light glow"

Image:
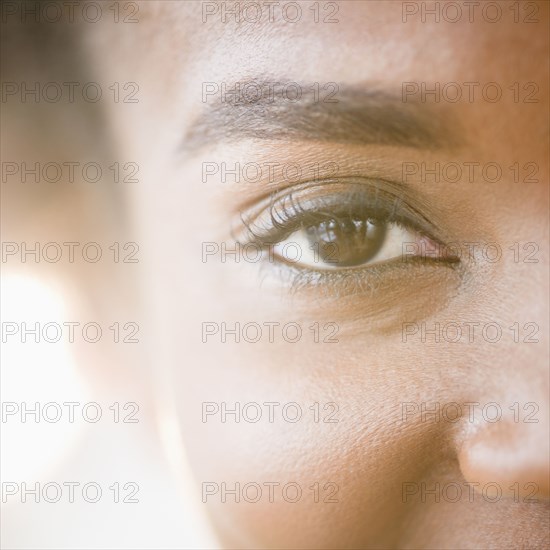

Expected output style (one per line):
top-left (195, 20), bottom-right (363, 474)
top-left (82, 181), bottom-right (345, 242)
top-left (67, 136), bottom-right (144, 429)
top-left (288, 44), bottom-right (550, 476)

top-left (1, 274), bottom-right (88, 480)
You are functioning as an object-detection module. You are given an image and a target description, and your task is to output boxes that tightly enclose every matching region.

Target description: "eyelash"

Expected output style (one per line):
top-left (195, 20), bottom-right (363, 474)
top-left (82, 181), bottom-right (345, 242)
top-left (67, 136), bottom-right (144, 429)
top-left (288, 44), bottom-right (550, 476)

top-left (234, 178), bottom-right (458, 294)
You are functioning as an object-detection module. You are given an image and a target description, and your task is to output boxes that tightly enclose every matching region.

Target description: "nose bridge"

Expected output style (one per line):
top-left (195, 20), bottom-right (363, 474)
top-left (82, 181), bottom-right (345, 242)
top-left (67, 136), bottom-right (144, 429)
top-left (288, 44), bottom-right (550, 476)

top-left (490, 247), bottom-right (550, 403)
top-left (470, 229), bottom-right (549, 393)
top-left (492, 238), bottom-right (548, 337)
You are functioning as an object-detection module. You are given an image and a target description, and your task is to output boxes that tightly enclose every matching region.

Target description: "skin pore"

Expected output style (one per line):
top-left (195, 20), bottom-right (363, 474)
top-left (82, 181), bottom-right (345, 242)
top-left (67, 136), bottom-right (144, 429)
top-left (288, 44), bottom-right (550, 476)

top-left (9, 1), bottom-right (547, 548)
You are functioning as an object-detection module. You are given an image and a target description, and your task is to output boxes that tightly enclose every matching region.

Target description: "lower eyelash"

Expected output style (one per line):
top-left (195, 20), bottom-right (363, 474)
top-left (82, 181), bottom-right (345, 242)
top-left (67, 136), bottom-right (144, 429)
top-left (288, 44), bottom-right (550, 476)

top-left (256, 253), bottom-right (460, 298)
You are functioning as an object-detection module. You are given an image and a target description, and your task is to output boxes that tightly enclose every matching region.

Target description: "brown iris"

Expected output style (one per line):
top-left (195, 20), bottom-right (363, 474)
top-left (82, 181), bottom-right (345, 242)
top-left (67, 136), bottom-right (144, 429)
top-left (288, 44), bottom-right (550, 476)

top-left (305, 217), bottom-right (387, 267)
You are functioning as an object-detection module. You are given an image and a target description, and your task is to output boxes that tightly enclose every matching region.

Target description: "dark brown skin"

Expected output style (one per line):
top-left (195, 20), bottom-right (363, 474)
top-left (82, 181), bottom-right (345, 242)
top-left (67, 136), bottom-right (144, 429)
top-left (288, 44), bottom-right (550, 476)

top-left (4, 1), bottom-right (549, 548)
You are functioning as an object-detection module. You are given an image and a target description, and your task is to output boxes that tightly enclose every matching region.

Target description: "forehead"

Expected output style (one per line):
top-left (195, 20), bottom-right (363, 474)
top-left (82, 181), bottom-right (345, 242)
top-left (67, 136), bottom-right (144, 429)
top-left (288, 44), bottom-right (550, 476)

top-left (140, 0), bottom-right (547, 86)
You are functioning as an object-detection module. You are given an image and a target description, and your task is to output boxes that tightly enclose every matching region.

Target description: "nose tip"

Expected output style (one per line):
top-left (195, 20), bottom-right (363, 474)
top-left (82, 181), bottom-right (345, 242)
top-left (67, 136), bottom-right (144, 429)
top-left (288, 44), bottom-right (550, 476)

top-left (458, 418), bottom-right (550, 501)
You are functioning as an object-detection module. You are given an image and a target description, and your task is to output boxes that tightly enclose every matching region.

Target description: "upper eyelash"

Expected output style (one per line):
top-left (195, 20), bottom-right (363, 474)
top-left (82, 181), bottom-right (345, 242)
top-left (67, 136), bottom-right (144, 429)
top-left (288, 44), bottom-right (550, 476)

top-left (235, 177), bottom-right (441, 248)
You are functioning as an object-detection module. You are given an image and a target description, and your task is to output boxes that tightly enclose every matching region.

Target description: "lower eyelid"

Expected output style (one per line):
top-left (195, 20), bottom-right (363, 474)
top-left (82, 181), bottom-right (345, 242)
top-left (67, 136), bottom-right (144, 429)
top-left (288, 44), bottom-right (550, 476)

top-left (258, 252), bottom-right (461, 295)
top-left (246, 254), bottom-right (465, 336)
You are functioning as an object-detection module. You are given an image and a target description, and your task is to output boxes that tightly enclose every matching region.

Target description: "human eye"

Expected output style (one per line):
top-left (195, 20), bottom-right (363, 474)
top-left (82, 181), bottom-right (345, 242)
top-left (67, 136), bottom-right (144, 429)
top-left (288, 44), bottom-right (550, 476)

top-left (233, 176), bottom-right (460, 293)
top-left (273, 216), bottom-right (416, 270)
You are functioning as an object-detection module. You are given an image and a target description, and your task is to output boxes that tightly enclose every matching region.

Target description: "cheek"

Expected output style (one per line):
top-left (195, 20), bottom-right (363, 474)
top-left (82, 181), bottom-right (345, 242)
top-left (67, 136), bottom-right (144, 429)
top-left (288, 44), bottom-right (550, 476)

top-left (174, 325), bottom-right (450, 548)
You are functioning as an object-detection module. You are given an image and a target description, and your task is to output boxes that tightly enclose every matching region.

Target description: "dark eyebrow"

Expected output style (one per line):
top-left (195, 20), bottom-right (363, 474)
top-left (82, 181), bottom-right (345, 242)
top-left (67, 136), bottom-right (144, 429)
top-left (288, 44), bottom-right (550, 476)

top-left (183, 79), bottom-right (460, 153)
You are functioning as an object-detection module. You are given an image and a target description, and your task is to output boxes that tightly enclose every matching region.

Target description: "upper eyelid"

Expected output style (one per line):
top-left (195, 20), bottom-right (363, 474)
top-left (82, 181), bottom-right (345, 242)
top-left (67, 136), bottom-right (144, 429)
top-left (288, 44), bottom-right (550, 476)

top-left (234, 177), bottom-right (446, 247)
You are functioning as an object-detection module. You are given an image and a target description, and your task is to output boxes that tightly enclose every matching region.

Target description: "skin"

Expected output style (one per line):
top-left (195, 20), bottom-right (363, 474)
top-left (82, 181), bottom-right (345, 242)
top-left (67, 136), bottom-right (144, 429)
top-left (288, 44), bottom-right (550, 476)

top-left (4, 1), bottom-right (549, 548)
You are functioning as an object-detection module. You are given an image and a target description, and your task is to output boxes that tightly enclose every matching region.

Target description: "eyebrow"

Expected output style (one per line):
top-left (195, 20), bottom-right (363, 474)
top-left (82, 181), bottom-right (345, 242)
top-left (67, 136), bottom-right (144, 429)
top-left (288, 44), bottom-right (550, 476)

top-left (183, 79), bottom-right (460, 153)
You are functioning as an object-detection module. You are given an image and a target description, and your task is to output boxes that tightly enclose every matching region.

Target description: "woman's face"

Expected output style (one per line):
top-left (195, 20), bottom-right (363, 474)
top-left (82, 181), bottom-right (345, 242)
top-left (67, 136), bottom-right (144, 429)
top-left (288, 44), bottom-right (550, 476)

top-left (91, 1), bottom-right (549, 547)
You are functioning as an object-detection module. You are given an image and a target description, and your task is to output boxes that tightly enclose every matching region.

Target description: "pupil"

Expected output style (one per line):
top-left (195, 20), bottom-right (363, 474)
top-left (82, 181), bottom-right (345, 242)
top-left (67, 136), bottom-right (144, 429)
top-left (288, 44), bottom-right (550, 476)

top-left (305, 217), bottom-right (387, 267)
